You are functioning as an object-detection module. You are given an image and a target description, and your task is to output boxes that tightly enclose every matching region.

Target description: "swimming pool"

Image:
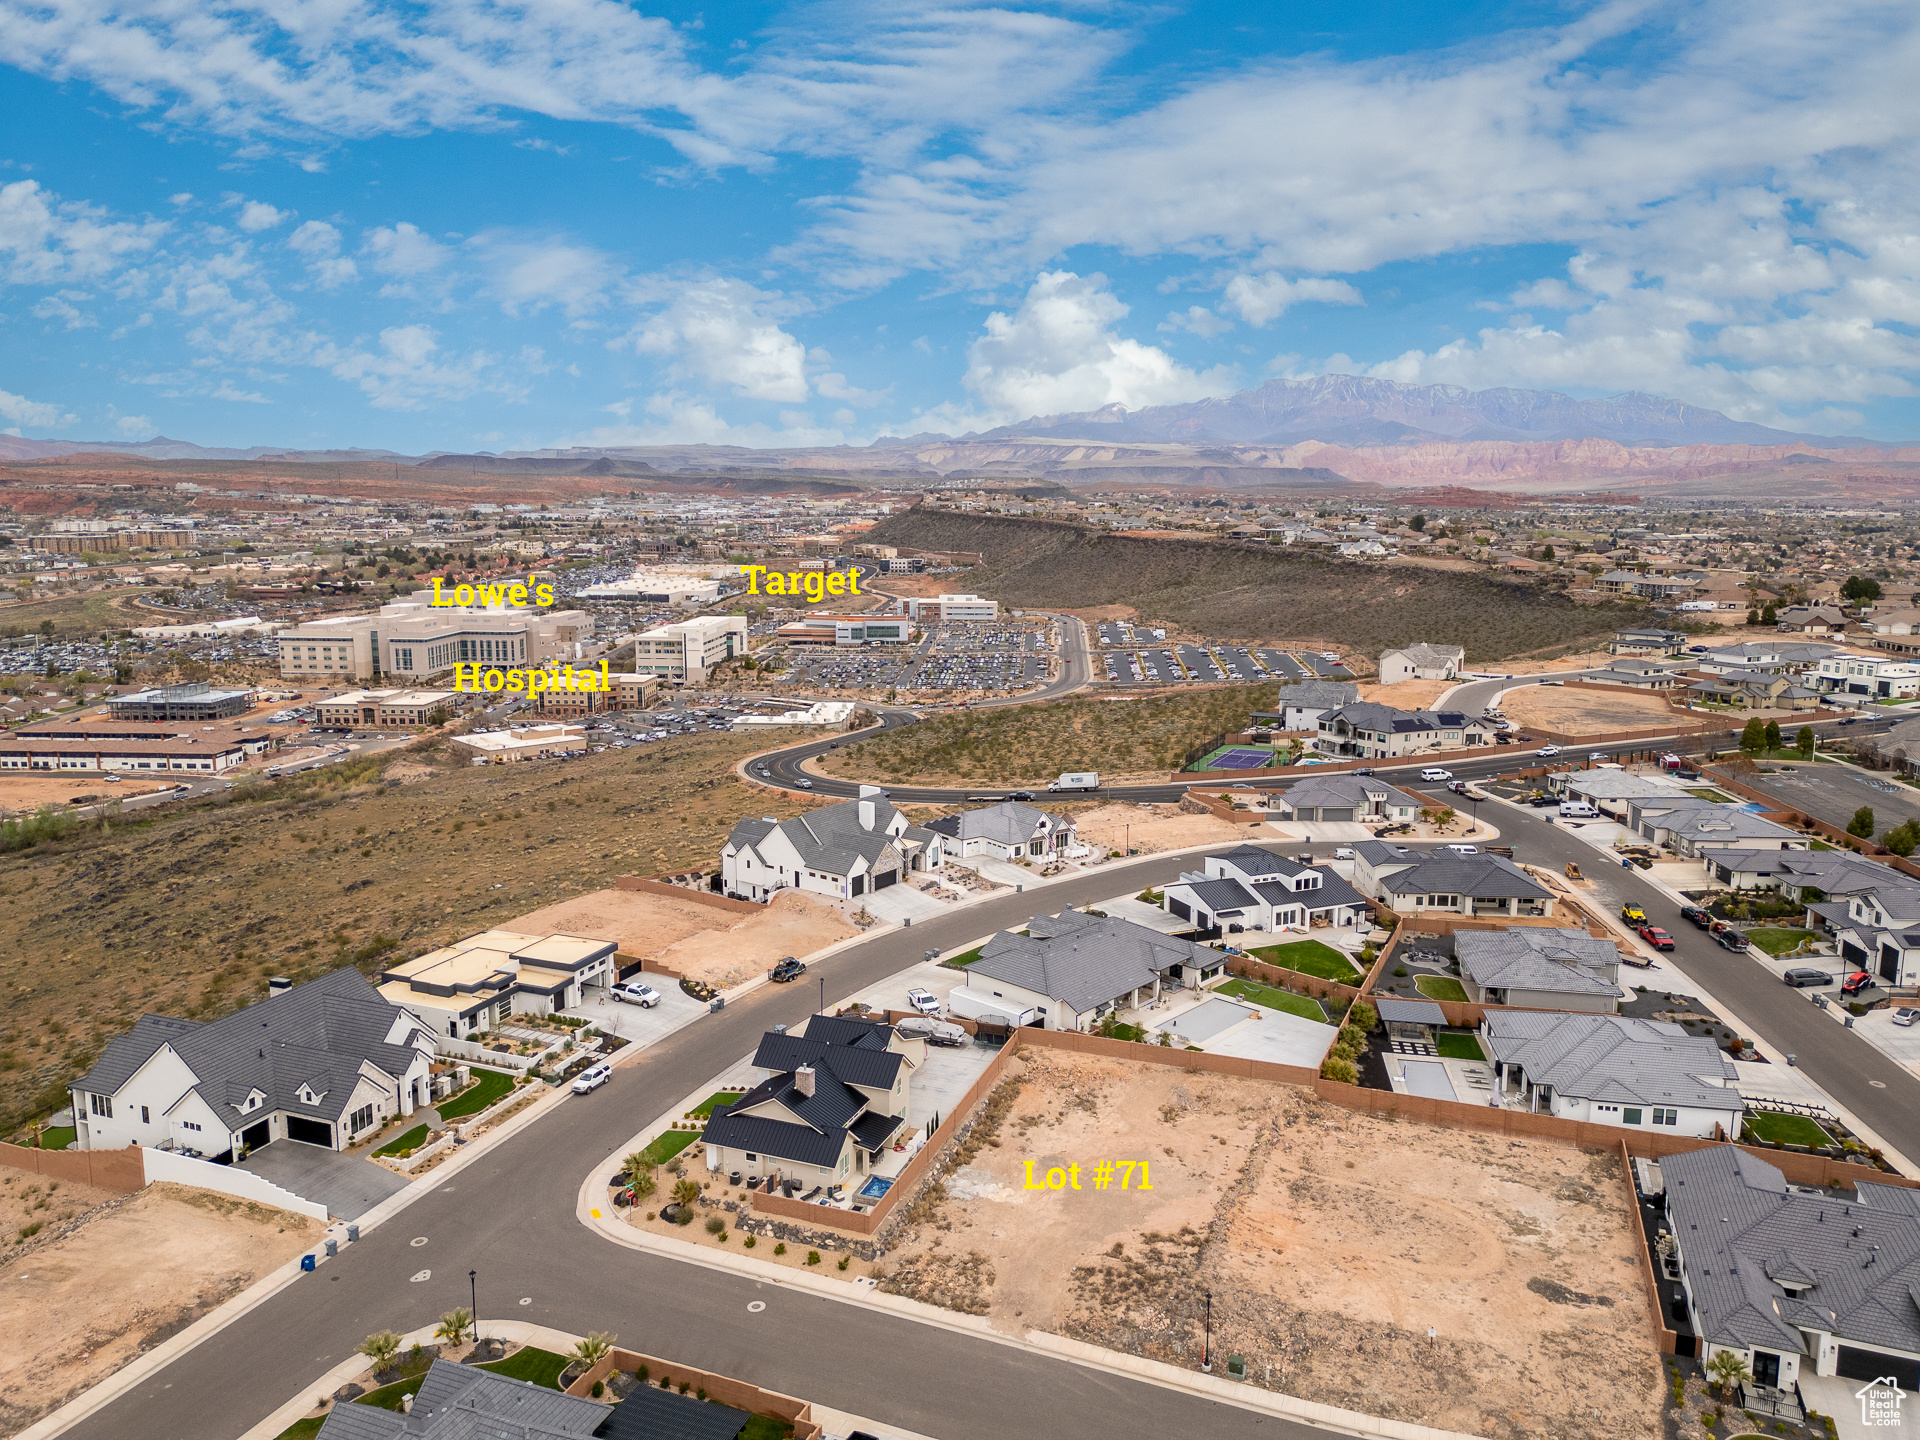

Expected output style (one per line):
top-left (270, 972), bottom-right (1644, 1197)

top-left (857, 1175), bottom-right (894, 1201)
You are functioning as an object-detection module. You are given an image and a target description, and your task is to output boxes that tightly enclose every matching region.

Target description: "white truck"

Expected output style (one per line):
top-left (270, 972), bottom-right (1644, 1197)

top-left (1047, 771), bottom-right (1100, 793)
top-left (947, 987), bottom-right (1038, 1028)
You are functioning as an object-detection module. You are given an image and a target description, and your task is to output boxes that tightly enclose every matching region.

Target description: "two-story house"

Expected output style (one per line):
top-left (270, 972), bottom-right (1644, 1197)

top-left (722, 786), bottom-right (945, 902)
top-left (1313, 703), bottom-right (1494, 760)
top-left (1159, 845), bottom-right (1371, 934)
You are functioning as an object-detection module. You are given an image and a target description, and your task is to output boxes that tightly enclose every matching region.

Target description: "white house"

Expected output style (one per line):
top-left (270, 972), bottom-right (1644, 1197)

top-left (1313, 702), bottom-right (1495, 760)
top-left (1813, 652), bottom-right (1920, 700)
top-left (1161, 846), bottom-right (1370, 935)
top-left (1251, 679), bottom-right (1359, 733)
top-left (1378, 642), bottom-right (1464, 684)
top-left (923, 800), bottom-right (1076, 861)
top-left (69, 969), bottom-right (438, 1160)
top-left (722, 786), bottom-right (945, 902)
top-left (1481, 1011), bottom-right (1741, 1137)
top-left (958, 910), bottom-right (1228, 1031)
top-left (1269, 772), bottom-right (1424, 824)
top-left (376, 929), bottom-right (619, 1039)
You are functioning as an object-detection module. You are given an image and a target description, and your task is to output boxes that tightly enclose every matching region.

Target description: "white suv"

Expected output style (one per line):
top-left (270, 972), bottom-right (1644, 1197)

top-left (1420, 767), bottom-right (1453, 782)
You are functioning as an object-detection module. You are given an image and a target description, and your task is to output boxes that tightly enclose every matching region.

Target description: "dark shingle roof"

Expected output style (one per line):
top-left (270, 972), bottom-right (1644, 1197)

top-left (1182, 877), bottom-right (1258, 914)
top-left (967, 911), bottom-right (1217, 1014)
top-left (317, 1359), bottom-right (610, 1439)
top-left (1375, 853), bottom-right (1551, 901)
top-left (594, 1382), bottom-right (749, 1440)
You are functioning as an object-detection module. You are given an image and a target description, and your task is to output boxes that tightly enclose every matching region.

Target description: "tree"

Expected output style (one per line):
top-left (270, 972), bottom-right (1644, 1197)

top-left (1541, 544), bottom-right (1556, 562)
top-left (1764, 720), bottom-right (1782, 752)
top-left (1761, 603), bottom-right (1778, 625)
top-left (622, 1152), bottom-right (657, 1199)
top-left (1796, 725), bottom-right (1815, 759)
top-left (1842, 574), bottom-right (1883, 604)
top-left (1409, 514), bottom-right (1426, 531)
top-left (571, 1331), bottom-right (615, 1368)
top-left (359, 1330), bottom-right (403, 1370)
top-left (1848, 805), bottom-right (1877, 840)
top-left (1706, 1347), bottom-right (1752, 1401)
top-left (1740, 718), bottom-right (1766, 752)
top-left (37, 620), bottom-right (52, 640)
top-left (1746, 607), bottom-right (1760, 626)
top-left (1885, 820), bottom-right (1920, 858)
top-left (435, 1308), bottom-right (474, 1345)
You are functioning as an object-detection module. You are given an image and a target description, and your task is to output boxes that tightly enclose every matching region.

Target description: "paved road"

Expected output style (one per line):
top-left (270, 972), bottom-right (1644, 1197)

top-left (73, 849), bottom-right (1370, 1440)
top-left (1438, 666), bottom-right (1611, 716)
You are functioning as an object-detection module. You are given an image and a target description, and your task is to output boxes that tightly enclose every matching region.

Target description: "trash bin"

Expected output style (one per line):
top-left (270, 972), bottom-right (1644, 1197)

top-left (347, 1223), bottom-right (360, 1243)
top-left (709, 996), bottom-right (725, 1014)
top-left (300, 1254), bottom-right (316, 1272)
top-left (325, 1238), bottom-right (338, 1258)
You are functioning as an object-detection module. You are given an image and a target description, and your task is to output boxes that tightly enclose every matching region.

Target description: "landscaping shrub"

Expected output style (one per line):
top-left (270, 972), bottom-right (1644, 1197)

top-left (806, 1250), bottom-right (821, 1266)
top-left (837, 1255), bottom-right (850, 1270)
top-left (1393, 967), bottom-right (1408, 978)
top-left (1320, 1056), bottom-right (1357, 1084)
top-left (705, 1216), bottom-right (726, 1235)
top-left (591, 1381), bottom-right (604, 1399)
top-left (1348, 1000), bottom-right (1377, 1031)
top-left (774, 1242), bottom-right (787, 1256)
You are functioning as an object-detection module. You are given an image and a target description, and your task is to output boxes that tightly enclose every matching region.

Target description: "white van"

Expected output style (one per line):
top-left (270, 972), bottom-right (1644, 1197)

top-left (1558, 801), bottom-right (1600, 820)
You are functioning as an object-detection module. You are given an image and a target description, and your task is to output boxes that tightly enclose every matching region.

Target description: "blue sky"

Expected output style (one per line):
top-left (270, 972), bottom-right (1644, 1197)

top-left (2, 0), bottom-right (1918, 452)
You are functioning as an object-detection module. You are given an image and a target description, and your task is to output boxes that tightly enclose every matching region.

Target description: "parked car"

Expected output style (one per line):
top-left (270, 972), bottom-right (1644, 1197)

top-left (1621, 902), bottom-right (1648, 924)
top-left (1715, 928), bottom-right (1750, 952)
top-left (769, 957), bottom-right (808, 983)
top-left (570, 1061), bottom-right (613, 1094)
top-left (1528, 795), bottom-right (1557, 807)
top-left (1447, 780), bottom-right (1469, 794)
top-left (1783, 966), bottom-right (1835, 987)
top-left (905, 987), bottom-right (941, 1016)
top-left (613, 981), bottom-right (661, 1007)
top-left (1420, 767), bottom-right (1453, 782)
top-left (1351, 767), bottom-right (1374, 776)
top-left (1893, 1007), bottom-right (1920, 1027)
top-left (1537, 745), bottom-right (1563, 757)
top-left (1841, 716), bottom-right (1859, 725)
top-left (1679, 905), bottom-right (1713, 929)
top-left (1638, 925), bottom-right (1676, 951)
top-left (1842, 970), bottom-right (1875, 996)
top-left (1331, 847), bottom-right (1356, 860)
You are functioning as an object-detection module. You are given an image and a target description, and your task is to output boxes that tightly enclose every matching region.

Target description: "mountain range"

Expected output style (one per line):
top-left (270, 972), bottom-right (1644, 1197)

top-left (967, 375), bottom-right (1891, 449)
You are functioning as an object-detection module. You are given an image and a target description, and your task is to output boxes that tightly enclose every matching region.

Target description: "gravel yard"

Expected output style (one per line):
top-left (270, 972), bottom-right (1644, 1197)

top-left (876, 1049), bottom-right (1662, 1440)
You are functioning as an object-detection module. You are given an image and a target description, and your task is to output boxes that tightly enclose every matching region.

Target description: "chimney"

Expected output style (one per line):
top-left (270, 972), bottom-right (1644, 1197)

top-left (859, 799), bottom-right (874, 830)
top-left (794, 1065), bottom-right (816, 1097)
top-left (268, 977), bottom-right (291, 996)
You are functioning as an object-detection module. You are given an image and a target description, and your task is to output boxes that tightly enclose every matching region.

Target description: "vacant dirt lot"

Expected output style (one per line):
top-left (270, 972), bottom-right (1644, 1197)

top-left (880, 1051), bottom-right (1661, 1440)
top-left (1503, 685), bottom-right (1680, 736)
top-left (1355, 678), bottom-right (1453, 708)
top-left (0, 774), bottom-right (176, 813)
top-left (0, 1180), bottom-right (320, 1433)
top-left (1070, 801), bottom-right (1258, 854)
top-left (508, 886), bottom-right (858, 990)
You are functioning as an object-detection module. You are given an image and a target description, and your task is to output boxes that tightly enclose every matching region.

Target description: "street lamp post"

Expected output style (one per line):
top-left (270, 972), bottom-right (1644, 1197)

top-left (1201, 1289), bottom-right (1213, 1372)
top-left (469, 1270), bottom-right (478, 1344)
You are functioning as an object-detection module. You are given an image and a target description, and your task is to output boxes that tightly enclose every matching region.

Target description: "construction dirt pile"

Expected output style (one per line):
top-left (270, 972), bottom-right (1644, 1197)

top-left (878, 1050), bottom-right (1662, 1440)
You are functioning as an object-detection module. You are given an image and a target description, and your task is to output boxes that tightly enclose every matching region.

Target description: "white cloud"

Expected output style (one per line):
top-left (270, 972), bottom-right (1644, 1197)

top-left (0, 387), bottom-right (71, 428)
top-left (32, 291), bottom-right (96, 329)
top-left (1221, 275), bottom-right (1362, 327)
top-left (362, 222), bottom-right (448, 277)
top-left (471, 234), bottom-right (617, 318)
top-left (323, 324), bottom-right (505, 410)
top-left (1158, 305), bottom-right (1234, 338)
top-left (0, 179), bottom-right (164, 285)
top-left (234, 199), bottom-right (287, 232)
top-left (211, 380), bottom-right (269, 402)
top-left (622, 276), bottom-right (809, 403)
top-left (288, 220), bottom-right (359, 289)
top-left (113, 413), bottom-right (153, 435)
top-left (944, 270), bottom-right (1236, 429)
top-left (168, 192), bottom-right (193, 207)
top-left (558, 391), bottom-right (849, 447)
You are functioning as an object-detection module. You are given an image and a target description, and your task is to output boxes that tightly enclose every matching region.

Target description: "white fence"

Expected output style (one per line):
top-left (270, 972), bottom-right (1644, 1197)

top-left (142, 1147), bottom-right (330, 1223)
top-left (436, 1037), bottom-right (539, 1070)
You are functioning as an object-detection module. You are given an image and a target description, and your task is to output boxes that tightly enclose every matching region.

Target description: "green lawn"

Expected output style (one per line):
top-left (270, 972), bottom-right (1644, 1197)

top-left (437, 1066), bottom-right (516, 1120)
top-left (640, 1129), bottom-right (702, 1167)
top-left (1216, 977), bottom-right (1328, 1023)
top-left (1683, 788), bottom-right (1735, 801)
top-left (36, 1126), bottom-right (75, 1150)
top-left (478, 1346), bottom-right (571, 1389)
top-left (271, 1418), bottom-right (326, 1440)
top-left (1746, 928), bottom-right (1816, 957)
top-left (691, 1091), bottom-right (744, 1118)
top-left (940, 945), bottom-right (984, 968)
top-left (1415, 975), bottom-right (1470, 1003)
top-left (1435, 1031), bottom-right (1486, 1061)
top-left (373, 1124), bottom-right (428, 1158)
top-left (354, 1376), bottom-right (427, 1411)
top-left (1245, 939), bottom-right (1361, 983)
top-left (1743, 1111), bottom-right (1835, 1148)
top-left (740, 1416), bottom-right (796, 1440)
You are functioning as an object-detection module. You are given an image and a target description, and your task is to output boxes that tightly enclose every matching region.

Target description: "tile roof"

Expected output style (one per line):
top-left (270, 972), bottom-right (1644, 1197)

top-left (74, 969), bottom-right (430, 1130)
top-left (316, 1359), bottom-right (610, 1439)
top-left (1665, 1147), bottom-right (1920, 1356)
top-left (922, 800), bottom-right (1071, 846)
top-left (723, 792), bottom-right (911, 879)
top-left (1455, 927), bottom-right (1621, 998)
top-left (1484, 1013), bottom-right (1742, 1111)
top-left (1374, 853), bottom-right (1552, 900)
top-left (967, 910), bottom-right (1216, 1014)
top-left (594, 1381), bottom-right (751, 1440)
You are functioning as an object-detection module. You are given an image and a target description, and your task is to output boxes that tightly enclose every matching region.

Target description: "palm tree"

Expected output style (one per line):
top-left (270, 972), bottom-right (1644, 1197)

top-left (623, 1153), bottom-right (657, 1200)
top-left (435, 1308), bottom-right (474, 1345)
top-left (671, 1177), bottom-right (700, 1209)
top-left (1706, 1347), bottom-right (1752, 1400)
top-left (359, 1330), bottom-right (403, 1371)
top-left (571, 1331), bottom-right (615, 1369)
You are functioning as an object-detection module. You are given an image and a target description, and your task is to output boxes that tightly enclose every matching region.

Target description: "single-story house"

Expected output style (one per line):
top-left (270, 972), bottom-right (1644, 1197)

top-left (314, 1359), bottom-right (617, 1439)
top-left (1662, 1146), bottom-right (1920, 1394)
top-left (1352, 841), bottom-right (1555, 918)
top-left (1547, 769), bottom-right (1698, 815)
top-left (1378, 643), bottom-right (1464, 684)
top-left (376, 929), bottom-right (619, 1039)
top-left (1482, 1012), bottom-right (1742, 1137)
top-left (958, 910), bottom-right (1227, 1031)
top-left (699, 1014), bottom-right (916, 1187)
top-left (1269, 772), bottom-right (1424, 824)
top-left (923, 800), bottom-right (1076, 861)
top-left (1454, 927), bottom-right (1624, 1010)
top-left (722, 785), bottom-right (945, 902)
top-left (1775, 604), bottom-right (1851, 637)
top-left (69, 969), bottom-right (438, 1161)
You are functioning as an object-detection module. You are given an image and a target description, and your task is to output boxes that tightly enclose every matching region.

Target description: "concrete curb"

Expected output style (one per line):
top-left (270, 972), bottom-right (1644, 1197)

top-left (573, 1168), bottom-right (1481, 1440)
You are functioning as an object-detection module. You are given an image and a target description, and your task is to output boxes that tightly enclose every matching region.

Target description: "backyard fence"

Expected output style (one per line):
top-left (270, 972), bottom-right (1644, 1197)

top-left (1617, 1137), bottom-right (1680, 1355)
top-left (582, 1348), bottom-right (822, 1436)
top-left (0, 1140), bottom-right (143, 1193)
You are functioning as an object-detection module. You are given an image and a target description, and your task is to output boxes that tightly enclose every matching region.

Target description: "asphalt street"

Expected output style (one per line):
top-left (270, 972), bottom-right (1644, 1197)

top-left (70, 849), bottom-right (1345, 1440)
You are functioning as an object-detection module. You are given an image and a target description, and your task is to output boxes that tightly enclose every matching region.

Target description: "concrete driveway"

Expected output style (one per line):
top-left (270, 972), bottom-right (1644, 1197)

top-left (237, 1140), bottom-right (411, 1221)
top-left (565, 984), bottom-right (707, 1050)
top-left (862, 883), bottom-right (953, 925)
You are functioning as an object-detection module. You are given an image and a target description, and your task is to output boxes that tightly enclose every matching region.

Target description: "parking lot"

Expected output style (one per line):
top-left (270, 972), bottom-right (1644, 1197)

top-left (1738, 761), bottom-right (1920, 836)
top-left (1092, 631), bottom-right (1353, 688)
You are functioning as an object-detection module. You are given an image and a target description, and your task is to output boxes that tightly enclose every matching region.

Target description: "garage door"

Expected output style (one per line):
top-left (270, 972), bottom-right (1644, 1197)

top-left (1321, 808), bottom-right (1355, 821)
top-left (1837, 1346), bottom-right (1920, 1392)
top-left (285, 1116), bottom-right (333, 1147)
top-left (872, 870), bottom-right (897, 891)
top-left (241, 1120), bottom-right (271, 1152)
